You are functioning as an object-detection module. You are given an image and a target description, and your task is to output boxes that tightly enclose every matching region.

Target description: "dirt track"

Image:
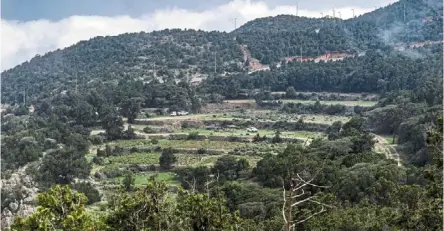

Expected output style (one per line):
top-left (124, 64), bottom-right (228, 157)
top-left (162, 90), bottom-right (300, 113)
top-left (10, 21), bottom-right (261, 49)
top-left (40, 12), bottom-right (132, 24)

top-left (373, 134), bottom-right (402, 167)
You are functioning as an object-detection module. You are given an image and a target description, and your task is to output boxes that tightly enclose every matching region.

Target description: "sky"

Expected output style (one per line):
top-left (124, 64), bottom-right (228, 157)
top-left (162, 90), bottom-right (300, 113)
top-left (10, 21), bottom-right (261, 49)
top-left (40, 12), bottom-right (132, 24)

top-left (1, 0), bottom-right (397, 71)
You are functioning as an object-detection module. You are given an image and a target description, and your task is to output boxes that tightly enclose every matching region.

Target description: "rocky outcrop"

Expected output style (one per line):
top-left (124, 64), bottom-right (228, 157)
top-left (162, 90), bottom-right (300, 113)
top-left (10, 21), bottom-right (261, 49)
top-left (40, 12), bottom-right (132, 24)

top-left (1, 166), bottom-right (39, 230)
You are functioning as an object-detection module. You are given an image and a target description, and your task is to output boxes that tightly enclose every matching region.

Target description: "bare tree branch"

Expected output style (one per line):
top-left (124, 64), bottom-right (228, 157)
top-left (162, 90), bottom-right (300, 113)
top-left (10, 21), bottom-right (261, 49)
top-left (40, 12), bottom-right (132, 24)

top-left (295, 173), bottom-right (330, 188)
top-left (291, 189), bottom-right (305, 198)
top-left (282, 185), bottom-right (288, 224)
top-left (291, 196), bottom-right (316, 207)
top-left (293, 205), bottom-right (326, 225)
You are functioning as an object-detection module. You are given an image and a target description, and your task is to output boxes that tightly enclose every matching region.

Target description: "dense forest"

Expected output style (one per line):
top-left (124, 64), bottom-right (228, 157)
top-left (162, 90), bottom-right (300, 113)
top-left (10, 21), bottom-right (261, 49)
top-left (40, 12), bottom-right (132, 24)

top-left (1, 0), bottom-right (443, 230)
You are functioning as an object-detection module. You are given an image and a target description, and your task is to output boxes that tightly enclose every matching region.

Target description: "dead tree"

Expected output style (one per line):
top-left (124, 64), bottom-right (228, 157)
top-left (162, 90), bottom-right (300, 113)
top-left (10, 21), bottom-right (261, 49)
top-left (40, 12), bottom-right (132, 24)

top-left (282, 172), bottom-right (332, 231)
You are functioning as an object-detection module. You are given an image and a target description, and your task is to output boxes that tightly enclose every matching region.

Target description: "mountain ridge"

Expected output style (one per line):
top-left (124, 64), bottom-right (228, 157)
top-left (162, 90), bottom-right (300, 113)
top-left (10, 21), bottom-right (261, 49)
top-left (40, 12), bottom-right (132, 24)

top-left (1, 0), bottom-right (442, 104)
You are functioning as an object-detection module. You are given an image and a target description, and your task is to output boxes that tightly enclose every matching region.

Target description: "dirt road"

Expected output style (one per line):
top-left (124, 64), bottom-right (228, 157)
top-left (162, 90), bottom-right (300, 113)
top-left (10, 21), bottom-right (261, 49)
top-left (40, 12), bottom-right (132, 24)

top-left (373, 134), bottom-right (402, 167)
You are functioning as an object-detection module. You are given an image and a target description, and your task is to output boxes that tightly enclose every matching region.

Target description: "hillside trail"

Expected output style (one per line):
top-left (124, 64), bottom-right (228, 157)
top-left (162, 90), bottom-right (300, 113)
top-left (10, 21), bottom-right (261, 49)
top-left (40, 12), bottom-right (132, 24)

top-left (373, 134), bottom-right (402, 167)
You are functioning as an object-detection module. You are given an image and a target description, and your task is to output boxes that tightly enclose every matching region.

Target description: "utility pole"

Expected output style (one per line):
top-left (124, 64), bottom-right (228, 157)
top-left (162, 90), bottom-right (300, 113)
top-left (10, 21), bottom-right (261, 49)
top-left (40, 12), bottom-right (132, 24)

top-left (296, 3), bottom-right (298, 16)
top-left (403, 3), bottom-right (406, 22)
top-left (300, 47), bottom-right (302, 63)
top-left (320, 12), bottom-right (323, 18)
top-left (332, 9), bottom-right (335, 18)
top-left (214, 51), bottom-right (217, 73)
top-left (352, 9), bottom-right (355, 18)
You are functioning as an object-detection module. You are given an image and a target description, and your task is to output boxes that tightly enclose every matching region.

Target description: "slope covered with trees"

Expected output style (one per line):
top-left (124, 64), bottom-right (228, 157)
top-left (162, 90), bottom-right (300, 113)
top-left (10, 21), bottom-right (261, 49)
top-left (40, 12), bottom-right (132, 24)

top-left (235, 0), bottom-right (442, 64)
top-left (1, 0), bottom-right (442, 105)
top-left (1, 29), bottom-right (243, 104)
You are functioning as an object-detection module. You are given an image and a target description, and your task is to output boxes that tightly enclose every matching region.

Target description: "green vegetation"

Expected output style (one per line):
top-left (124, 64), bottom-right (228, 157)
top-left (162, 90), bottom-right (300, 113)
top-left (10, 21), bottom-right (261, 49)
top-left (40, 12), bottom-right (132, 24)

top-left (1, 1), bottom-right (443, 230)
top-left (117, 172), bottom-right (177, 185)
top-left (108, 152), bottom-right (160, 165)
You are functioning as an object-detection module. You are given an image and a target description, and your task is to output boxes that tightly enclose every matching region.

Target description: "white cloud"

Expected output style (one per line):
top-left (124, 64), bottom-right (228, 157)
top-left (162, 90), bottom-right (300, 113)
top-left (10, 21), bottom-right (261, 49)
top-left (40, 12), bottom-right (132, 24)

top-left (1, 0), bottom-right (378, 71)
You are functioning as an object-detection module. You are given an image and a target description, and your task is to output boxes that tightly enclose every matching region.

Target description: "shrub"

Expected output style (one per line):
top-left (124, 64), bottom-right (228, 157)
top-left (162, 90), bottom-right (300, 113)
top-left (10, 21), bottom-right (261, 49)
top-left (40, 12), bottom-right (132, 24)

top-left (181, 121), bottom-right (190, 129)
top-left (159, 147), bottom-right (177, 170)
top-left (89, 135), bottom-right (104, 145)
top-left (151, 139), bottom-right (159, 144)
top-left (143, 126), bottom-right (156, 134)
top-left (97, 149), bottom-right (106, 157)
top-left (272, 131), bottom-right (282, 143)
top-left (148, 164), bottom-right (157, 171)
top-left (187, 132), bottom-right (200, 140)
top-left (130, 147), bottom-right (139, 153)
top-left (92, 156), bottom-right (105, 165)
top-left (228, 136), bottom-right (240, 142)
top-left (197, 148), bottom-right (206, 154)
top-left (122, 173), bottom-right (135, 192)
top-left (103, 166), bottom-right (125, 178)
top-left (71, 182), bottom-right (102, 205)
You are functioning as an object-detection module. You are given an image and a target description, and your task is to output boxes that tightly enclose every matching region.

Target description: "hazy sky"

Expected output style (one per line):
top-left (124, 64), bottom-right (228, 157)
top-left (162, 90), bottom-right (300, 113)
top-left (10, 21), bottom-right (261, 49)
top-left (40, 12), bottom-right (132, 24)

top-left (1, 0), bottom-right (397, 71)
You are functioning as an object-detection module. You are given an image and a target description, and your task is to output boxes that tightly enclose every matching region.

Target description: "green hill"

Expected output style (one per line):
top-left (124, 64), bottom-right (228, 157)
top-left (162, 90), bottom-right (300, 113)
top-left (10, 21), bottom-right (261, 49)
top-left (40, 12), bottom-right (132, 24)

top-left (1, 0), bottom-right (442, 104)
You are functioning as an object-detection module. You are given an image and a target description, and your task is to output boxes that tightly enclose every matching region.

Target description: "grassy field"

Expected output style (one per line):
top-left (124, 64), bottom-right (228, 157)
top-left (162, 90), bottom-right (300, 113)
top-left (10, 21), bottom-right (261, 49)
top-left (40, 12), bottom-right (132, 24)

top-left (176, 154), bottom-right (263, 167)
top-left (108, 152), bottom-right (160, 165)
top-left (91, 139), bottom-right (289, 156)
top-left (114, 172), bottom-right (178, 185)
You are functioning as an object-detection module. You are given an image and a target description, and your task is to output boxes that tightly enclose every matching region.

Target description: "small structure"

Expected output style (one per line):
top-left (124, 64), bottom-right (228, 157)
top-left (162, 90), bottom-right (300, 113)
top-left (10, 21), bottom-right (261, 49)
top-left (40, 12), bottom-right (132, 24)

top-left (28, 105), bottom-right (35, 113)
top-left (177, 111), bottom-right (189, 116)
top-left (246, 127), bottom-right (258, 132)
top-left (170, 111), bottom-right (177, 116)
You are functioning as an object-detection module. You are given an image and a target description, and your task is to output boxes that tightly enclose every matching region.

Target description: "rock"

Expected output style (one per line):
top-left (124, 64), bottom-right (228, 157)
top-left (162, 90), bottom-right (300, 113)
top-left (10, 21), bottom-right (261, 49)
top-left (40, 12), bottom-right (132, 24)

top-left (9, 202), bottom-right (18, 211)
top-left (1, 166), bottom-right (39, 230)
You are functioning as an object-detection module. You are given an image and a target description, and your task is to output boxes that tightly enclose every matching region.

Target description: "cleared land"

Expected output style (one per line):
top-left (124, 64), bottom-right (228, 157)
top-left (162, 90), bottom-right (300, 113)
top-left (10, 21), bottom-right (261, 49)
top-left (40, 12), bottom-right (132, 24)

top-left (224, 99), bottom-right (377, 107)
top-left (157, 128), bottom-right (322, 139)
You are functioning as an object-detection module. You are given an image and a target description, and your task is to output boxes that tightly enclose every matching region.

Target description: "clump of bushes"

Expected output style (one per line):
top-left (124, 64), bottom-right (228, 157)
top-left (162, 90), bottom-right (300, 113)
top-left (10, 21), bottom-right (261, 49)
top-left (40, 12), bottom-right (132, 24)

top-left (143, 126), bottom-right (157, 134)
top-left (92, 156), bottom-right (105, 165)
top-left (71, 182), bottom-right (102, 205)
top-left (187, 132), bottom-right (200, 140)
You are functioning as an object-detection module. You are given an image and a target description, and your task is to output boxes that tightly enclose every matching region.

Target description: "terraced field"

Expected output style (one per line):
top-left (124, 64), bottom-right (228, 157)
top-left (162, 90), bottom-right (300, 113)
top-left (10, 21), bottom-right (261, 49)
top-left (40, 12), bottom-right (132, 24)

top-left (88, 95), bottom-right (379, 205)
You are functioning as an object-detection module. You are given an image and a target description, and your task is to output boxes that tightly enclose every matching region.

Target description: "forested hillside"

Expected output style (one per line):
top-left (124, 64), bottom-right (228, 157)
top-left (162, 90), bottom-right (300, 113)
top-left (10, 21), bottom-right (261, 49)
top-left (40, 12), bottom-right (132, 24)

top-left (235, 0), bottom-right (443, 63)
top-left (1, 30), bottom-right (243, 104)
top-left (1, 0), bottom-right (442, 104)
